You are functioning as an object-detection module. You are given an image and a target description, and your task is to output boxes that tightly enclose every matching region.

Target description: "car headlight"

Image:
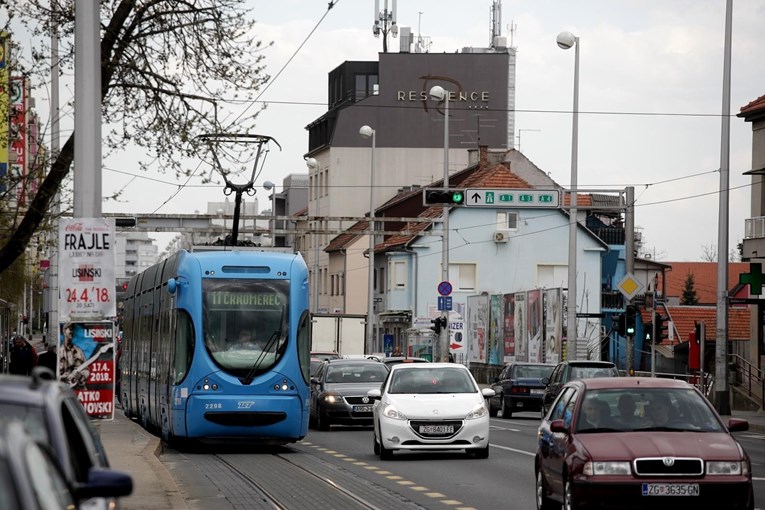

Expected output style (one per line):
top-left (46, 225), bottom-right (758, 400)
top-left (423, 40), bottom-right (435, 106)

top-left (382, 402), bottom-right (407, 420)
top-left (465, 403), bottom-right (489, 420)
top-left (321, 392), bottom-right (343, 404)
top-left (583, 461), bottom-right (631, 476)
top-left (706, 461), bottom-right (744, 475)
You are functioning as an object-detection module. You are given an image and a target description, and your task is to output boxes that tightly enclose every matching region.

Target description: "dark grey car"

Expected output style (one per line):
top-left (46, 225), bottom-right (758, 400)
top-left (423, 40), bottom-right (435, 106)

top-left (309, 359), bottom-right (389, 430)
top-left (540, 360), bottom-right (619, 418)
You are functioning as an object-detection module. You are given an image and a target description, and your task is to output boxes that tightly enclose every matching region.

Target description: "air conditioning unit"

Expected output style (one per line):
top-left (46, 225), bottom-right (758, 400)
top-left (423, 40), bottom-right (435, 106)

top-left (493, 230), bottom-right (510, 243)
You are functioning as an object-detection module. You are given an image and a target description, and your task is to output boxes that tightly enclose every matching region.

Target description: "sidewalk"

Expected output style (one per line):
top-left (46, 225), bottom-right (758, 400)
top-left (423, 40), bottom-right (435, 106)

top-left (95, 410), bottom-right (187, 509)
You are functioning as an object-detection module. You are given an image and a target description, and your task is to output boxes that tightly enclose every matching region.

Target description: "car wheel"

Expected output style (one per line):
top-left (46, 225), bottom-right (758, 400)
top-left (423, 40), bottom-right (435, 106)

top-left (488, 397), bottom-right (499, 417)
top-left (563, 477), bottom-right (577, 510)
top-left (308, 405), bottom-right (318, 429)
top-left (536, 469), bottom-right (558, 510)
top-left (469, 445), bottom-right (489, 459)
top-left (317, 406), bottom-right (330, 431)
top-left (378, 428), bottom-right (394, 460)
top-left (373, 435), bottom-right (380, 455)
top-left (540, 404), bottom-right (548, 420)
top-left (501, 397), bottom-right (512, 419)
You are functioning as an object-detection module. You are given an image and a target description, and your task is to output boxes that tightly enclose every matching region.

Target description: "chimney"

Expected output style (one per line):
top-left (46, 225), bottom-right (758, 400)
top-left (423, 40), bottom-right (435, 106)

top-left (479, 145), bottom-right (489, 166)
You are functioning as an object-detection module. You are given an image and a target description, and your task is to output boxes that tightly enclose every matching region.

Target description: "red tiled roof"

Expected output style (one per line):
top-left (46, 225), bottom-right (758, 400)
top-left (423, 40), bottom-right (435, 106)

top-left (739, 94), bottom-right (765, 116)
top-left (639, 305), bottom-right (750, 343)
top-left (325, 220), bottom-right (368, 252)
top-left (562, 193), bottom-right (593, 207)
top-left (660, 262), bottom-right (750, 304)
top-left (374, 206), bottom-right (442, 252)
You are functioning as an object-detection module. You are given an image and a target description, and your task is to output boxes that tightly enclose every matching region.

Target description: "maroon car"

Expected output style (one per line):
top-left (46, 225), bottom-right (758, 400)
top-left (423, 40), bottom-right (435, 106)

top-left (535, 377), bottom-right (753, 510)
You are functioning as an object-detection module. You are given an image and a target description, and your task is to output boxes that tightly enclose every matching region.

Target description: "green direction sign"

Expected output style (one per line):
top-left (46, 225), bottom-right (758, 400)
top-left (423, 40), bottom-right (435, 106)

top-left (465, 189), bottom-right (560, 208)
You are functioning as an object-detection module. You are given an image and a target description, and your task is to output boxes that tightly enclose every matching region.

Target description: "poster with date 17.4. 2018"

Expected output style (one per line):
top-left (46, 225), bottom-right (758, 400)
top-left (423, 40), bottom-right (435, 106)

top-left (58, 321), bottom-right (116, 420)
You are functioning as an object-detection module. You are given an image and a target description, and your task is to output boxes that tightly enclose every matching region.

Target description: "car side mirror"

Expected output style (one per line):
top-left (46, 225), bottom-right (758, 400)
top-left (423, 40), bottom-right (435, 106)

top-left (727, 418), bottom-right (749, 432)
top-left (550, 419), bottom-right (568, 434)
top-left (481, 388), bottom-right (496, 399)
top-left (310, 377), bottom-right (319, 385)
top-left (367, 388), bottom-right (382, 399)
top-left (74, 467), bottom-right (133, 500)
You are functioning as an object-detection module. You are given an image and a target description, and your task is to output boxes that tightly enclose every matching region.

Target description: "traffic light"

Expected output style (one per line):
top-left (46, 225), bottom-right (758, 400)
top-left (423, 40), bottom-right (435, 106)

top-left (616, 314), bottom-right (626, 336)
top-left (430, 316), bottom-right (447, 335)
top-left (423, 188), bottom-right (465, 206)
top-left (656, 314), bottom-right (669, 343)
top-left (644, 323), bottom-right (653, 343)
top-left (625, 305), bottom-right (636, 336)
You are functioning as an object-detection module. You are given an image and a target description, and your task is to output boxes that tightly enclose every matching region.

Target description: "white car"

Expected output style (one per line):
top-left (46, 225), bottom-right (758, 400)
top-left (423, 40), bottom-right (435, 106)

top-left (368, 363), bottom-right (495, 459)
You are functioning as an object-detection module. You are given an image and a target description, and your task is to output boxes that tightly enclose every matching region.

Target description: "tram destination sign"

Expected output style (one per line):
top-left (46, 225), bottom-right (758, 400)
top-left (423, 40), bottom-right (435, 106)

top-left (464, 189), bottom-right (560, 208)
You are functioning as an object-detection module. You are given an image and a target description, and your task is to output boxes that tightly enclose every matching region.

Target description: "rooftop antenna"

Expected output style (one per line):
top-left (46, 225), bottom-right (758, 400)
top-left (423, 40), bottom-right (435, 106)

top-left (509, 20), bottom-right (517, 48)
top-left (373, 0), bottom-right (398, 53)
top-left (491, 0), bottom-right (502, 44)
top-left (195, 133), bottom-right (282, 247)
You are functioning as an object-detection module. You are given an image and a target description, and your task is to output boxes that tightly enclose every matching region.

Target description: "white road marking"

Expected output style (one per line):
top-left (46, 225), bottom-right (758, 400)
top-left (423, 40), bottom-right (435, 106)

top-left (490, 443), bottom-right (536, 457)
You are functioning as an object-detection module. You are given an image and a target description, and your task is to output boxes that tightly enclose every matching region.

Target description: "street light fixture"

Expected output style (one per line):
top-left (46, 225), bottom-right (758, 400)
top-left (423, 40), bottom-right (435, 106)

top-left (305, 157), bottom-right (320, 313)
top-left (429, 85), bottom-right (450, 363)
top-left (557, 30), bottom-right (580, 360)
top-left (360, 125), bottom-right (377, 354)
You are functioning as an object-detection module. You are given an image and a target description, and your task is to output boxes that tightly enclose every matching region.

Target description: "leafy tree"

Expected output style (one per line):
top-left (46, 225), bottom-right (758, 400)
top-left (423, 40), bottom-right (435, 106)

top-left (0, 0), bottom-right (271, 274)
top-left (681, 271), bottom-right (699, 305)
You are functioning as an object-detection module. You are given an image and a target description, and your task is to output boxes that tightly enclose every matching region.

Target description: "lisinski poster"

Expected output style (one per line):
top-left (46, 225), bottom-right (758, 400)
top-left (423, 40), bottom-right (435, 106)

top-left (59, 321), bottom-right (116, 420)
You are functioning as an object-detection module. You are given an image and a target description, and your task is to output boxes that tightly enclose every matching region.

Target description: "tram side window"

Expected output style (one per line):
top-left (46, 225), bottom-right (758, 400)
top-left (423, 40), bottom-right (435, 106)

top-left (297, 310), bottom-right (311, 384)
top-left (173, 310), bottom-right (194, 385)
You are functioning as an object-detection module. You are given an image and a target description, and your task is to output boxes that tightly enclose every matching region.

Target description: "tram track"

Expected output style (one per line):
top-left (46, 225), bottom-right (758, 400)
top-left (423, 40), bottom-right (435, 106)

top-left (172, 444), bottom-right (428, 510)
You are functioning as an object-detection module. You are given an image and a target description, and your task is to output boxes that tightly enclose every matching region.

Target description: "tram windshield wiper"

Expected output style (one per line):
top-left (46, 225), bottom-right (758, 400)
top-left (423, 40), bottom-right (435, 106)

top-left (241, 329), bottom-right (281, 385)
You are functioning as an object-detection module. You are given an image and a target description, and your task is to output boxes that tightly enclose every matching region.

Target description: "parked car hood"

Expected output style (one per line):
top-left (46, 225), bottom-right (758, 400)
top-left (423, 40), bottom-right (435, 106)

top-left (386, 393), bottom-right (483, 420)
top-left (576, 431), bottom-right (744, 461)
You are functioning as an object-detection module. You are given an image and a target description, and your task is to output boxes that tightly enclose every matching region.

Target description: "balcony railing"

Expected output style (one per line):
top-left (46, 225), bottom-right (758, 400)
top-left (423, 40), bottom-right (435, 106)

top-left (745, 216), bottom-right (765, 239)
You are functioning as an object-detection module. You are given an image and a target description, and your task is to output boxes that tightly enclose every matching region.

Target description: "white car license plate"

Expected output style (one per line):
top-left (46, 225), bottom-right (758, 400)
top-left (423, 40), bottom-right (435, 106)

top-left (353, 405), bottom-right (373, 413)
top-left (642, 484), bottom-right (700, 496)
top-left (530, 389), bottom-right (544, 395)
top-left (420, 424), bottom-right (454, 434)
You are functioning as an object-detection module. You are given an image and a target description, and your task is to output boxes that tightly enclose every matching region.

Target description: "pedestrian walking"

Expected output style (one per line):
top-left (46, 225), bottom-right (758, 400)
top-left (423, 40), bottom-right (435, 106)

top-left (37, 344), bottom-right (58, 374)
top-left (9, 335), bottom-right (37, 376)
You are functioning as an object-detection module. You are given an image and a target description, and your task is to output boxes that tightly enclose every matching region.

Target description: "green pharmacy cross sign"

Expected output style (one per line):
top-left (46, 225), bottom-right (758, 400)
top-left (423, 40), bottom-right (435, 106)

top-left (740, 263), bottom-right (765, 296)
top-left (465, 189), bottom-right (560, 208)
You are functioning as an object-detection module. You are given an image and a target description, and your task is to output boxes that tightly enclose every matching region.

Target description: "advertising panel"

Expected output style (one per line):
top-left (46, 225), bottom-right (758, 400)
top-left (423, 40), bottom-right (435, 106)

top-left (9, 76), bottom-right (26, 205)
top-left (58, 218), bottom-right (117, 321)
top-left (0, 33), bottom-right (9, 194)
top-left (502, 293), bottom-right (515, 362)
top-left (544, 288), bottom-right (563, 364)
top-left (528, 289), bottom-right (543, 362)
top-left (58, 321), bottom-right (116, 420)
top-left (466, 294), bottom-right (488, 363)
top-left (488, 294), bottom-right (503, 365)
top-left (514, 292), bottom-right (527, 362)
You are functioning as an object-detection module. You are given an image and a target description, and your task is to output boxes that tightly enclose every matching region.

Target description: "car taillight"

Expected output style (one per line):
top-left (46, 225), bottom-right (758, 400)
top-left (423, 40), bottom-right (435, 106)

top-left (510, 386), bottom-right (528, 394)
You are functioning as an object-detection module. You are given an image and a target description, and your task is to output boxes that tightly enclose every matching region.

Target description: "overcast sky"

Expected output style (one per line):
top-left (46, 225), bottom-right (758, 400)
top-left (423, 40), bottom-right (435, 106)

top-left (17, 0), bottom-right (765, 260)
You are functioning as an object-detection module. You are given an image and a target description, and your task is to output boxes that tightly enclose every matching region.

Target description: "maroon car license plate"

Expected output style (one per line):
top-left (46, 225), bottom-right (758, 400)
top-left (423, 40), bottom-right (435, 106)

top-left (642, 483), bottom-right (700, 496)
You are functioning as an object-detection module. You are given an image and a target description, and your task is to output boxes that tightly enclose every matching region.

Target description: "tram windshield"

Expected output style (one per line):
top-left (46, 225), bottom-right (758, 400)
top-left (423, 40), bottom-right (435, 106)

top-left (203, 279), bottom-right (290, 375)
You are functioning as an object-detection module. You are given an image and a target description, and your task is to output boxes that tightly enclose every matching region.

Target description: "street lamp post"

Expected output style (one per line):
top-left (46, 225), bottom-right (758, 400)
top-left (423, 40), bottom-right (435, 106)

top-left (360, 126), bottom-right (377, 354)
top-left (263, 180), bottom-right (276, 246)
top-left (305, 157), bottom-right (320, 313)
top-left (557, 30), bottom-right (580, 360)
top-left (429, 85), bottom-right (450, 363)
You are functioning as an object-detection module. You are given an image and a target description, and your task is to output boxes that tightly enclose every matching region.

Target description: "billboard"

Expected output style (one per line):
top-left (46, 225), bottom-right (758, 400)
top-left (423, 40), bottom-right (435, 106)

top-left (58, 321), bottom-right (116, 420)
top-left (466, 294), bottom-right (488, 363)
top-left (58, 218), bottom-right (117, 321)
top-left (0, 33), bottom-right (9, 194)
top-left (9, 76), bottom-right (26, 205)
top-left (544, 288), bottom-right (563, 364)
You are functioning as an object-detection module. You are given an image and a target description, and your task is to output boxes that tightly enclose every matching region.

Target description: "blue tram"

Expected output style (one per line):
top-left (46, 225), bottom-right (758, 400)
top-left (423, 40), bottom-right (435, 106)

top-left (119, 249), bottom-right (311, 444)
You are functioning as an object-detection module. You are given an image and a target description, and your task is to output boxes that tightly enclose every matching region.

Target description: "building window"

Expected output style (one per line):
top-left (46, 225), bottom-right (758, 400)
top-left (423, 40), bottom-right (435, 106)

top-left (355, 73), bottom-right (379, 101)
top-left (392, 261), bottom-right (407, 289)
top-left (496, 212), bottom-right (519, 230)
top-left (449, 263), bottom-right (476, 291)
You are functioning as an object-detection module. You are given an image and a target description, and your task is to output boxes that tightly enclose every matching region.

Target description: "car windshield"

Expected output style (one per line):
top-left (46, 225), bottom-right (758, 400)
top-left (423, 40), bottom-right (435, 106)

top-left (325, 364), bottom-right (388, 383)
top-left (389, 367), bottom-right (476, 394)
top-left (575, 388), bottom-right (725, 433)
top-left (0, 404), bottom-right (49, 443)
top-left (570, 365), bottom-right (617, 379)
top-left (515, 365), bottom-right (554, 379)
